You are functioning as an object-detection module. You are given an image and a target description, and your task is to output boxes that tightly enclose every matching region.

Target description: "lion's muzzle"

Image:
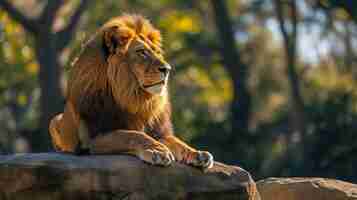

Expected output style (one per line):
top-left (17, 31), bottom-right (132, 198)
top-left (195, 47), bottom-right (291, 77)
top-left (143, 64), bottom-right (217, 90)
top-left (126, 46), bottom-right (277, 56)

top-left (158, 64), bottom-right (171, 77)
top-left (144, 64), bottom-right (171, 95)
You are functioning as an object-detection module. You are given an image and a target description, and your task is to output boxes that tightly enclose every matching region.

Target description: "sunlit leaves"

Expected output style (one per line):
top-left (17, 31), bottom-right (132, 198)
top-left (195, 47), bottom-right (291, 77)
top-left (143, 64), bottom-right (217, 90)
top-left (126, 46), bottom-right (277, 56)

top-left (26, 62), bottom-right (38, 75)
top-left (0, 9), bottom-right (38, 134)
top-left (17, 93), bottom-right (27, 106)
top-left (0, 11), bottom-right (37, 76)
top-left (185, 65), bottom-right (232, 108)
top-left (157, 11), bottom-right (202, 54)
top-left (334, 8), bottom-right (350, 20)
top-left (306, 62), bottom-right (357, 105)
top-left (159, 12), bottom-right (201, 33)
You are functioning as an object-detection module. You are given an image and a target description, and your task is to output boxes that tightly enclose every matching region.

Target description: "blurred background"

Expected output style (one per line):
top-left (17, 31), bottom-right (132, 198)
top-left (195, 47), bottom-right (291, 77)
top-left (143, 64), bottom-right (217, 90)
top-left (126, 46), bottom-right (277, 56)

top-left (0, 0), bottom-right (356, 182)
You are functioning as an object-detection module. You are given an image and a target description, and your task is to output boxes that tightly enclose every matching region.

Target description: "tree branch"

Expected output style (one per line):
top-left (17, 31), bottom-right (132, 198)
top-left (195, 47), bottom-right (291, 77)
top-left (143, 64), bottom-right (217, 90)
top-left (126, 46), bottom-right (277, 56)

top-left (0, 0), bottom-right (39, 34)
top-left (274, 0), bottom-right (289, 46)
top-left (55, 0), bottom-right (89, 51)
top-left (39, 0), bottom-right (64, 27)
top-left (291, 0), bottom-right (298, 47)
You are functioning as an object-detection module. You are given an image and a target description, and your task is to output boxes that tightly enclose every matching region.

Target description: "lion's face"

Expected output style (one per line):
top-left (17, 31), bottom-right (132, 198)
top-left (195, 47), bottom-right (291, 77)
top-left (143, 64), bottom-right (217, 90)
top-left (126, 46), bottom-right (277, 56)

top-left (126, 39), bottom-right (171, 95)
top-left (102, 16), bottom-right (171, 96)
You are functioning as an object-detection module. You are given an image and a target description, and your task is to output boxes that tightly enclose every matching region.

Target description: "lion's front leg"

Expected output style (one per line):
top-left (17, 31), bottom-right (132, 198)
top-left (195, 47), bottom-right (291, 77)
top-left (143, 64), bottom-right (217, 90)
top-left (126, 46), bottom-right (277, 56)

top-left (159, 136), bottom-right (214, 169)
top-left (90, 130), bottom-right (175, 167)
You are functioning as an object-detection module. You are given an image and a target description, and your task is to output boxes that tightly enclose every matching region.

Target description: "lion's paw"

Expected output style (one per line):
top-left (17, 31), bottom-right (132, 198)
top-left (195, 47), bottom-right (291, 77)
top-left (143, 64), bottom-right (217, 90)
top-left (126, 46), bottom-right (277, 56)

top-left (138, 149), bottom-right (175, 167)
top-left (191, 151), bottom-right (214, 169)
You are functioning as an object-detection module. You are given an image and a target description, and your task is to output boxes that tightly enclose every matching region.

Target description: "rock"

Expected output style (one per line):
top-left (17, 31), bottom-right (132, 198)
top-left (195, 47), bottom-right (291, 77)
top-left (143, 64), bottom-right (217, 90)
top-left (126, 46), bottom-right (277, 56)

top-left (257, 177), bottom-right (357, 200)
top-left (0, 153), bottom-right (260, 200)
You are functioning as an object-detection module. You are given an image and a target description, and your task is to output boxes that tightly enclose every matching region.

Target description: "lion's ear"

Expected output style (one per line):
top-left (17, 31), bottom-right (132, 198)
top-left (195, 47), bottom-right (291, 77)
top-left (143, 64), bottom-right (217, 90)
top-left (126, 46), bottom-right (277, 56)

top-left (103, 26), bottom-right (132, 55)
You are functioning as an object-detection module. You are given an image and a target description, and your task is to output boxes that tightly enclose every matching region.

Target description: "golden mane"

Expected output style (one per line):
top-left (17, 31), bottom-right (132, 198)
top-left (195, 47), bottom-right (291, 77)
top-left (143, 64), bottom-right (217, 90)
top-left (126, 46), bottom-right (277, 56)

top-left (67, 14), bottom-right (167, 126)
top-left (102, 14), bottom-right (162, 48)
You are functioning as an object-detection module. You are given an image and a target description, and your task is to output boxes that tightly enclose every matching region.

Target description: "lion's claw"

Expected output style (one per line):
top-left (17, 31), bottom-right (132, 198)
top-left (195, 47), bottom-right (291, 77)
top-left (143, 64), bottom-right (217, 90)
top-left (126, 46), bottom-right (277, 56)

top-left (151, 150), bottom-right (174, 166)
top-left (192, 151), bottom-right (214, 169)
top-left (139, 149), bottom-right (175, 167)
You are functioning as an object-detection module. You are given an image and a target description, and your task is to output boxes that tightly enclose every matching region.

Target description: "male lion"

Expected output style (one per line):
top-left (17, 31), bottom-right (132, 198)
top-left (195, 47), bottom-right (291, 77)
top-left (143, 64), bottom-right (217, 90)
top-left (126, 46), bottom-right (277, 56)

top-left (49, 14), bottom-right (214, 168)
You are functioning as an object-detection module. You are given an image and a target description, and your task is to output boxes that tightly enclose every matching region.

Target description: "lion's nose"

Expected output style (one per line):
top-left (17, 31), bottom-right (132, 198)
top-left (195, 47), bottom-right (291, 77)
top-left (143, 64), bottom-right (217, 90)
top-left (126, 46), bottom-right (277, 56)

top-left (158, 64), bottom-right (171, 76)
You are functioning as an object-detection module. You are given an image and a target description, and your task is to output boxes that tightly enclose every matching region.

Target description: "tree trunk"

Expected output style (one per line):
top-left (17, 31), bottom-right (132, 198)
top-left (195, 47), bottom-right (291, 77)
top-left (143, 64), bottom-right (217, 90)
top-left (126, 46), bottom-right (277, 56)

top-left (0, 0), bottom-right (88, 152)
top-left (210, 0), bottom-right (253, 165)
top-left (210, 0), bottom-right (252, 139)
top-left (286, 40), bottom-right (306, 138)
top-left (271, 0), bottom-right (307, 175)
top-left (34, 32), bottom-right (64, 152)
top-left (275, 0), bottom-right (306, 138)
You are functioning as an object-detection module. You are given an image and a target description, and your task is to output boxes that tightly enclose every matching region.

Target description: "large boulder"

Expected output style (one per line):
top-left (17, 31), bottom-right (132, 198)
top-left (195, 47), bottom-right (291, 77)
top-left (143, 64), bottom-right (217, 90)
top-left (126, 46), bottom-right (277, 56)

top-left (0, 153), bottom-right (260, 200)
top-left (257, 177), bottom-right (357, 200)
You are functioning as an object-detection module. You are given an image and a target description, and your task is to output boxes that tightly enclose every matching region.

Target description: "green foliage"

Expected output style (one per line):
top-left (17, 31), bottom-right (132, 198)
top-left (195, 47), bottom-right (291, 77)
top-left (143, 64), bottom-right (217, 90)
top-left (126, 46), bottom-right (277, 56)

top-left (0, 10), bottom-right (39, 153)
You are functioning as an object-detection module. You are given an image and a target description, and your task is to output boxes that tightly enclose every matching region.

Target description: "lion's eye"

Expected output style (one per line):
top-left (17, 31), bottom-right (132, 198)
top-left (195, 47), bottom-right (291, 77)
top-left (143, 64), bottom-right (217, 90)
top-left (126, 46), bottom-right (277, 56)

top-left (136, 49), bottom-right (149, 59)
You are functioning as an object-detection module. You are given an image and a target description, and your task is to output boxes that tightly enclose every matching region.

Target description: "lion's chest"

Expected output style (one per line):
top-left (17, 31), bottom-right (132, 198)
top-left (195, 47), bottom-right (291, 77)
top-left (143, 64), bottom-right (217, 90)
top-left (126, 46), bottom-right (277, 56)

top-left (78, 91), bottom-right (149, 138)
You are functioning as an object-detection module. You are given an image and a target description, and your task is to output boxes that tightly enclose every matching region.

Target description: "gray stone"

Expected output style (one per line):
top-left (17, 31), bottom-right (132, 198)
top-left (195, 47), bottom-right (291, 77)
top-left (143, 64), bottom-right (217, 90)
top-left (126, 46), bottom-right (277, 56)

top-left (0, 153), bottom-right (260, 200)
top-left (257, 177), bottom-right (357, 200)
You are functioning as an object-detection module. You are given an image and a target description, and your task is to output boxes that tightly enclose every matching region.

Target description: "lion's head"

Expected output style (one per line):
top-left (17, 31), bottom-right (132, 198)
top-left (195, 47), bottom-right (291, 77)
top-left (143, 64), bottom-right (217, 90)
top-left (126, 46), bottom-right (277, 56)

top-left (102, 15), bottom-right (171, 97)
top-left (70, 15), bottom-right (171, 119)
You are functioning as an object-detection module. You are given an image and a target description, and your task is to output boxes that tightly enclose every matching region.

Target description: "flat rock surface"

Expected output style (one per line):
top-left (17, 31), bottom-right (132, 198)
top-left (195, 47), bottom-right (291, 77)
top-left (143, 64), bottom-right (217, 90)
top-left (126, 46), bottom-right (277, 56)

top-left (0, 153), bottom-right (260, 200)
top-left (257, 177), bottom-right (357, 200)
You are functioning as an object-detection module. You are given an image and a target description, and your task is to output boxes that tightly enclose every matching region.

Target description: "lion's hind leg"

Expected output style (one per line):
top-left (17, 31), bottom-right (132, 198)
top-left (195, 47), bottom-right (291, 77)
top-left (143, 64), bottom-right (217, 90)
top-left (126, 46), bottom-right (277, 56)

top-left (49, 113), bottom-right (79, 152)
top-left (49, 114), bottom-right (64, 151)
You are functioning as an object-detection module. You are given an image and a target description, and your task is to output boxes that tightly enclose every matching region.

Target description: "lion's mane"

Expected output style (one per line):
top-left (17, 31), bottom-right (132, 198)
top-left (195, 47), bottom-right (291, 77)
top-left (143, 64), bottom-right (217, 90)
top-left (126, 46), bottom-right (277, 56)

top-left (67, 15), bottom-right (168, 132)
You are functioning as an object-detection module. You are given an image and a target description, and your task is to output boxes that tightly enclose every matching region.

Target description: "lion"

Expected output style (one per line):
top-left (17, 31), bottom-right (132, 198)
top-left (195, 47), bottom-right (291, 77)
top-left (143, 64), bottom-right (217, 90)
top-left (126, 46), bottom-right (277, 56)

top-left (49, 14), bottom-right (214, 168)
